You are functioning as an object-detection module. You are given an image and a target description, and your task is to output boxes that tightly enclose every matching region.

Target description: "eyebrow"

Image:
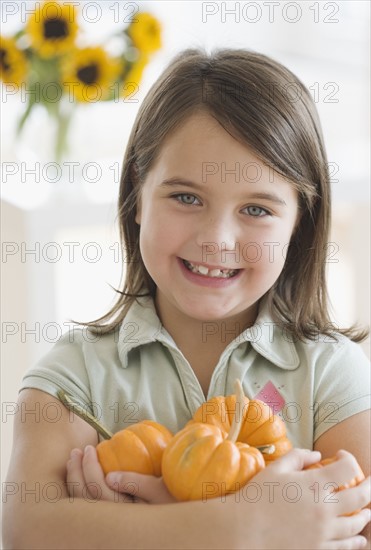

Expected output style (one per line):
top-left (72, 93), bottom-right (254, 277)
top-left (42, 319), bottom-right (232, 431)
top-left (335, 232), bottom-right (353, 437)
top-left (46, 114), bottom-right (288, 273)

top-left (159, 177), bottom-right (287, 206)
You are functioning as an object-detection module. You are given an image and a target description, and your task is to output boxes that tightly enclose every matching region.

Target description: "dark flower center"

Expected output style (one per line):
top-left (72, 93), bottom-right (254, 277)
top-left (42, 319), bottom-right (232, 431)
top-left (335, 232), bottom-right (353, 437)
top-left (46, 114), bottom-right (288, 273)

top-left (0, 49), bottom-right (11, 72)
top-left (147, 23), bottom-right (157, 37)
top-left (43, 18), bottom-right (69, 39)
top-left (77, 64), bottom-right (99, 85)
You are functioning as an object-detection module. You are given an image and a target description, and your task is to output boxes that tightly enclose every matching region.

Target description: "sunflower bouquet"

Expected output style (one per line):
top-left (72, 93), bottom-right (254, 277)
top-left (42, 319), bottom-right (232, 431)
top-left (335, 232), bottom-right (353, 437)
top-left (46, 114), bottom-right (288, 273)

top-left (0, 1), bottom-right (161, 160)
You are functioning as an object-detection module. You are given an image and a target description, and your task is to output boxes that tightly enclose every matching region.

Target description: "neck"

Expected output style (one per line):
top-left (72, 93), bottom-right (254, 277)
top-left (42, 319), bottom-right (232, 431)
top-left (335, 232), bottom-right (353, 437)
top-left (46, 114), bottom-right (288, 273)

top-left (154, 293), bottom-right (259, 355)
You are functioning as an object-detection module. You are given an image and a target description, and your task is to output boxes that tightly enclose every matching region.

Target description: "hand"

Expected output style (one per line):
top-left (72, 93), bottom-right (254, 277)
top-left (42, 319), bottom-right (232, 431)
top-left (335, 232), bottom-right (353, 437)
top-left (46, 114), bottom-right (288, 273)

top-left (66, 445), bottom-right (141, 503)
top-left (105, 471), bottom-right (177, 504)
top-left (227, 449), bottom-right (371, 550)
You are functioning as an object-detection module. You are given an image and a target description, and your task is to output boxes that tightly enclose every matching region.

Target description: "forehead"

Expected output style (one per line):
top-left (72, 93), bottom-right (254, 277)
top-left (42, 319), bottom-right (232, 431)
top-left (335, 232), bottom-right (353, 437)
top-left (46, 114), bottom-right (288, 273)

top-left (158, 111), bottom-right (254, 161)
top-left (148, 111), bottom-right (289, 189)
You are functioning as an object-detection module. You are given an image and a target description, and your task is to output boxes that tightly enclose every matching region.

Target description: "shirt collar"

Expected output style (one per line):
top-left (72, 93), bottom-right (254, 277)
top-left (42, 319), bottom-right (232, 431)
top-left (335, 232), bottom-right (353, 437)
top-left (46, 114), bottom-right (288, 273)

top-left (117, 294), bottom-right (299, 370)
top-left (247, 296), bottom-right (300, 370)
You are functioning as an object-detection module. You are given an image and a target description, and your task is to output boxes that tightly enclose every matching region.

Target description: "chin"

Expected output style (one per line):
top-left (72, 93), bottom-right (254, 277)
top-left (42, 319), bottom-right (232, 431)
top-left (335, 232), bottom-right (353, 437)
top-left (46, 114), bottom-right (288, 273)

top-left (181, 303), bottom-right (242, 323)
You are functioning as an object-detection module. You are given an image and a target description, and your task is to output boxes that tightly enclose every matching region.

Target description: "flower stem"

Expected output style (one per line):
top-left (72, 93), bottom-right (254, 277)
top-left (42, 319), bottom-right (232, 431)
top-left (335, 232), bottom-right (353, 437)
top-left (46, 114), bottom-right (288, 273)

top-left (55, 102), bottom-right (74, 162)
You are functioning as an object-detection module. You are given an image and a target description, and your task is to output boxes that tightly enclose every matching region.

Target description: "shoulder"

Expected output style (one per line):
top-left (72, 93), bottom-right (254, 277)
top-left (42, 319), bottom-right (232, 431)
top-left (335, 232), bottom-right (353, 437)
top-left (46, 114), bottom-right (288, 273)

top-left (294, 331), bottom-right (370, 370)
top-left (23, 325), bottom-right (122, 386)
top-left (19, 325), bottom-right (124, 408)
top-left (37, 325), bottom-right (119, 360)
top-left (33, 295), bottom-right (156, 372)
top-left (292, 332), bottom-right (370, 400)
top-left (250, 316), bottom-right (369, 373)
top-left (250, 295), bottom-right (369, 372)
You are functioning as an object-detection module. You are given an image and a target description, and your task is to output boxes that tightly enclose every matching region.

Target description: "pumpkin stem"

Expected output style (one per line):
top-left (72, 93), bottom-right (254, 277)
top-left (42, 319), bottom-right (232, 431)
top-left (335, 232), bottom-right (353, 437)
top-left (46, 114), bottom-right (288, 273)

top-left (226, 379), bottom-right (244, 443)
top-left (224, 382), bottom-right (276, 455)
top-left (57, 389), bottom-right (113, 440)
top-left (256, 444), bottom-right (276, 454)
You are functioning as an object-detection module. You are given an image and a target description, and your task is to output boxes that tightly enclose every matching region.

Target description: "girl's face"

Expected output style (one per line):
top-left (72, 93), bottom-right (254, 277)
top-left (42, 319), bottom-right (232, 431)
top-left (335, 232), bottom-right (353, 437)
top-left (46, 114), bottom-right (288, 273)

top-left (135, 112), bottom-right (299, 327)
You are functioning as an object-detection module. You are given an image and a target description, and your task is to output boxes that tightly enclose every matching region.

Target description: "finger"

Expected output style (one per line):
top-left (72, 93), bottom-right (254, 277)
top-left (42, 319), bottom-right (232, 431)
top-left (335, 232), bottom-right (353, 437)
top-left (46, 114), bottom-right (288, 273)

top-left (322, 535), bottom-right (368, 550)
top-left (266, 448), bottom-right (322, 473)
top-left (106, 471), bottom-right (140, 498)
top-left (66, 448), bottom-right (86, 499)
top-left (335, 450), bottom-right (365, 481)
top-left (335, 478), bottom-right (371, 517)
top-left (331, 509), bottom-right (371, 541)
top-left (316, 451), bottom-right (365, 490)
top-left (106, 472), bottom-right (176, 504)
top-left (82, 445), bottom-right (133, 503)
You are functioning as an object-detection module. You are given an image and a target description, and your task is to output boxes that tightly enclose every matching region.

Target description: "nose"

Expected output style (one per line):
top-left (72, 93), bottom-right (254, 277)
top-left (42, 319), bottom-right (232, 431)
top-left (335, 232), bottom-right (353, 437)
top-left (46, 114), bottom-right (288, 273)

top-left (195, 215), bottom-right (239, 262)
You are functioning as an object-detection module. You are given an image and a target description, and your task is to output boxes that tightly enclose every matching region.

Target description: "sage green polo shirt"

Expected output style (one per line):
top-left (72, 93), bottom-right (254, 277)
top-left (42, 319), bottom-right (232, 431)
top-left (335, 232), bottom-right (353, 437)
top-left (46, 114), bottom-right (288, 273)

top-left (19, 295), bottom-right (370, 448)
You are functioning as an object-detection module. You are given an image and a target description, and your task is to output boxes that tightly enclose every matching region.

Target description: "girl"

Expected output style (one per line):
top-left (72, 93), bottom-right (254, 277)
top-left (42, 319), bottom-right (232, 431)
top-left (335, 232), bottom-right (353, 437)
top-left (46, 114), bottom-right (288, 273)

top-left (4, 48), bottom-right (370, 549)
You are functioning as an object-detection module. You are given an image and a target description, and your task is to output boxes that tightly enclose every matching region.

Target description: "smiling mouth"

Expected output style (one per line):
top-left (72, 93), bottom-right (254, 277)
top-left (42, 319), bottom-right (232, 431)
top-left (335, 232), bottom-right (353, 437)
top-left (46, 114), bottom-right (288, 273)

top-left (182, 258), bottom-right (240, 279)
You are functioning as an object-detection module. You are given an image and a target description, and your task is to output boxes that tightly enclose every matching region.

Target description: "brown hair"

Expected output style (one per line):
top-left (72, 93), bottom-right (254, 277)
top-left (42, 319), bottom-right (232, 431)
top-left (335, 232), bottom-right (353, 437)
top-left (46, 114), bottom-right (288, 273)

top-left (77, 48), bottom-right (368, 342)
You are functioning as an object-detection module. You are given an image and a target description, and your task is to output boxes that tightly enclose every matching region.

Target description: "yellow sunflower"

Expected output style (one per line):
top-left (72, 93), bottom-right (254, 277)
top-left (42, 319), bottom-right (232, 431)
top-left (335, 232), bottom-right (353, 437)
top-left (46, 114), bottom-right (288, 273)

top-left (27, 1), bottom-right (78, 58)
top-left (62, 46), bottom-right (120, 102)
top-left (0, 36), bottom-right (27, 87)
top-left (127, 13), bottom-right (162, 54)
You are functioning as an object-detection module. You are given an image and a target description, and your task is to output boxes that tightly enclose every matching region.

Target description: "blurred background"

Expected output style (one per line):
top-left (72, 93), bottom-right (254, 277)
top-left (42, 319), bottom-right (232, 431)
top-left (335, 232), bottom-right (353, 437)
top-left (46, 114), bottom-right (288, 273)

top-left (1, 0), bottom-right (370, 495)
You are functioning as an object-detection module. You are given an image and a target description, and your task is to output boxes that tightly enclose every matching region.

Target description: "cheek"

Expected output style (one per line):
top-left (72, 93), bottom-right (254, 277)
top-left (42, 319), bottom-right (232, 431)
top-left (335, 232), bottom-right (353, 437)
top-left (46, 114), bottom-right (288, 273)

top-left (244, 244), bottom-right (286, 296)
top-left (138, 208), bottom-right (184, 264)
top-left (240, 225), bottom-right (291, 269)
top-left (144, 211), bottom-right (180, 241)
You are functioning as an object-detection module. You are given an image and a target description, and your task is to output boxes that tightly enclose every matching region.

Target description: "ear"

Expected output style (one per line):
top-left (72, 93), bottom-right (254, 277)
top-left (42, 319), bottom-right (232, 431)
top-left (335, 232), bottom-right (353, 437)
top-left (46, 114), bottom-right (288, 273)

top-left (293, 200), bottom-right (303, 233)
top-left (135, 203), bottom-right (141, 225)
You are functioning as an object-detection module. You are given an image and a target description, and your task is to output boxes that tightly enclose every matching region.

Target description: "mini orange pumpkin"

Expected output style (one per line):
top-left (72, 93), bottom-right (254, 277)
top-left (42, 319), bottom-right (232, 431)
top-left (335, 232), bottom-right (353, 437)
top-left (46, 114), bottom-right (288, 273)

top-left (57, 390), bottom-right (172, 477)
top-left (305, 456), bottom-right (366, 516)
top-left (188, 391), bottom-right (292, 463)
top-left (96, 420), bottom-right (173, 476)
top-left (162, 380), bottom-right (266, 501)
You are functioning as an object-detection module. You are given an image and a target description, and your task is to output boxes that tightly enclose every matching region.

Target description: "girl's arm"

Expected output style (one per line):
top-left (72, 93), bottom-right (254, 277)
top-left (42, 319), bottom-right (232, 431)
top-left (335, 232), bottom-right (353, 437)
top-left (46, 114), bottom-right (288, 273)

top-left (2, 389), bottom-right (231, 549)
top-left (3, 389), bottom-right (370, 550)
top-left (314, 410), bottom-right (370, 476)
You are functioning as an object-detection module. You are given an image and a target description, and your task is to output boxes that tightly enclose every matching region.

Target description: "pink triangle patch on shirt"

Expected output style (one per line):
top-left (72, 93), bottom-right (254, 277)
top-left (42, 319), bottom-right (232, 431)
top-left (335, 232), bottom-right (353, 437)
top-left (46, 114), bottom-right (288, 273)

top-left (253, 380), bottom-right (285, 413)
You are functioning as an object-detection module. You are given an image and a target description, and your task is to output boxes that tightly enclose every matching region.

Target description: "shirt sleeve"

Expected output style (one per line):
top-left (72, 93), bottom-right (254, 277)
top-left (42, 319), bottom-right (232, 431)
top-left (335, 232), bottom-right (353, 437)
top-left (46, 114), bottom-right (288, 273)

top-left (313, 336), bottom-right (371, 442)
top-left (19, 329), bottom-right (93, 412)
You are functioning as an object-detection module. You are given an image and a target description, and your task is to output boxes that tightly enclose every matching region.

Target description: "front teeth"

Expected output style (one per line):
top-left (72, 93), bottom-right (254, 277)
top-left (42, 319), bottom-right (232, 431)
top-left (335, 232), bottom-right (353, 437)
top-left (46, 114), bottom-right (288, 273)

top-left (183, 259), bottom-right (238, 278)
top-left (198, 264), bottom-right (209, 275)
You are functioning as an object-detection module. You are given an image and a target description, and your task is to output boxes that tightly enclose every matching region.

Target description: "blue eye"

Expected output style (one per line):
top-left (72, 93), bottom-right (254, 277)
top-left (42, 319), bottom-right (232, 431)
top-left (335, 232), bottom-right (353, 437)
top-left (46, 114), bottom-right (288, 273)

top-left (173, 194), bottom-right (200, 205)
top-left (245, 205), bottom-right (270, 217)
